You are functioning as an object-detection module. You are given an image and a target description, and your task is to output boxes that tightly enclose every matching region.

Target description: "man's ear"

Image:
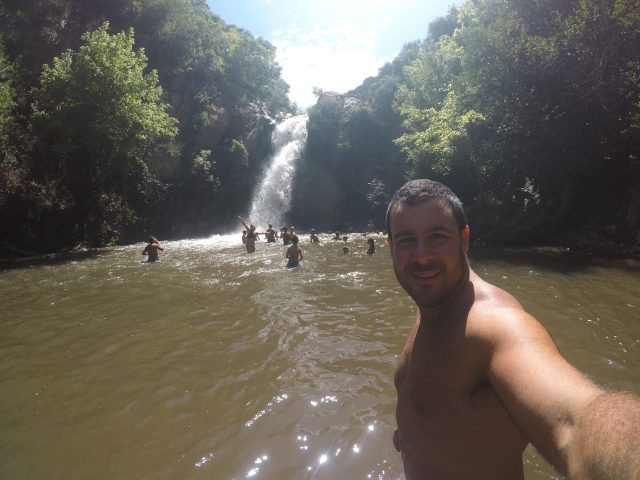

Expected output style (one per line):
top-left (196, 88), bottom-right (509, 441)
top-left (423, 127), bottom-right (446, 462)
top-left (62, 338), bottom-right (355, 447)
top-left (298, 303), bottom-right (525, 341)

top-left (461, 226), bottom-right (470, 254)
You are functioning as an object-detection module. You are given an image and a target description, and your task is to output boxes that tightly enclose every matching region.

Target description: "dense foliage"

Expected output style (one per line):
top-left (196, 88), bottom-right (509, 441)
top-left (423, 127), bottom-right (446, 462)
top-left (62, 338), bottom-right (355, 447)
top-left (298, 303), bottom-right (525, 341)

top-left (1, 0), bottom-right (639, 256)
top-left (0, 0), bottom-right (291, 257)
top-left (292, 0), bottom-right (640, 247)
top-left (29, 23), bottom-right (178, 247)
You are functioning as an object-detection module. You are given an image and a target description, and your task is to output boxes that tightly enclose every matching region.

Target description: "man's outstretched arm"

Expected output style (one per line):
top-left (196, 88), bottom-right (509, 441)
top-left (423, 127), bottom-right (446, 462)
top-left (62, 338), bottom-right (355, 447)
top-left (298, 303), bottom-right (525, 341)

top-left (486, 308), bottom-right (640, 479)
top-left (566, 391), bottom-right (640, 480)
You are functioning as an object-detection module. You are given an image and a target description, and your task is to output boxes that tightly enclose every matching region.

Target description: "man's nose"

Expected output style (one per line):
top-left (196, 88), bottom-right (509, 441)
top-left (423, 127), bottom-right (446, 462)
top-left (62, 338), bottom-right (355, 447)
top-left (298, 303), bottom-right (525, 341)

top-left (413, 239), bottom-right (434, 263)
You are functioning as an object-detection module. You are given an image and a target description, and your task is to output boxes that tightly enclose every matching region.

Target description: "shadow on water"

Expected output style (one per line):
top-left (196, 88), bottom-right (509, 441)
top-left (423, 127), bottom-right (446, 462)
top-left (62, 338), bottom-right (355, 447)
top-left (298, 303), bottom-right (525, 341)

top-left (0, 248), bottom-right (109, 273)
top-left (472, 244), bottom-right (640, 273)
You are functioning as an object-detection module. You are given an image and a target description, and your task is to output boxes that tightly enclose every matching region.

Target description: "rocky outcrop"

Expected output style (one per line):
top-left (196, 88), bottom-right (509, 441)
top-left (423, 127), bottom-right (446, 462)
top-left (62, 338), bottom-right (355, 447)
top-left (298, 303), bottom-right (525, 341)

top-left (317, 91), bottom-right (361, 110)
top-left (191, 101), bottom-right (231, 151)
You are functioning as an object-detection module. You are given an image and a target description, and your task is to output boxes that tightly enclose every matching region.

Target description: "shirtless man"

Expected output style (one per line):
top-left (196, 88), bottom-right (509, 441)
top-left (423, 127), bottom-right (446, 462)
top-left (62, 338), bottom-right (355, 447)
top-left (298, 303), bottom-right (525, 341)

top-left (141, 236), bottom-right (163, 262)
top-left (281, 227), bottom-right (292, 246)
top-left (387, 179), bottom-right (640, 480)
top-left (285, 234), bottom-right (303, 268)
top-left (238, 217), bottom-right (260, 253)
top-left (265, 224), bottom-right (278, 243)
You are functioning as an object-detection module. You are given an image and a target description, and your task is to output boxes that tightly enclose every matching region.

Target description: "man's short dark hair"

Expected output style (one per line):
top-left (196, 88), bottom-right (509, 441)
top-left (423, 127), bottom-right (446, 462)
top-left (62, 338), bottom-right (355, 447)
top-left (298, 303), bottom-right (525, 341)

top-left (386, 179), bottom-right (468, 238)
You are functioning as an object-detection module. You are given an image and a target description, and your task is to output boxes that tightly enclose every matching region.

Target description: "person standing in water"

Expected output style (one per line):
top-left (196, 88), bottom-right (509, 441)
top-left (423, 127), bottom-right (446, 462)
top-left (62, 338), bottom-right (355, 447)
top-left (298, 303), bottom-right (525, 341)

top-left (142, 236), bottom-right (164, 262)
top-left (238, 217), bottom-right (260, 253)
top-left (366, 237), bottom-right (375, 255)
top-left (265, 224), bottom-right (278, 243)
top-left (285, 234), bottom-right (303, 268)
top-left (281, 227), bottom-right (292, 246)
top-left (387, 178), bottom-right (640, 480)
top-left (310, 229), bottom-right (320, 244)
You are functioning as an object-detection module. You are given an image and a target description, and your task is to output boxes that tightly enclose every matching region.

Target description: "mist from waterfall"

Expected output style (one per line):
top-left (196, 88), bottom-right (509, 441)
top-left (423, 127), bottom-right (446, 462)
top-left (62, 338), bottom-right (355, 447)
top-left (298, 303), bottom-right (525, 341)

top-left (248, 114), bottom-right (308, 230)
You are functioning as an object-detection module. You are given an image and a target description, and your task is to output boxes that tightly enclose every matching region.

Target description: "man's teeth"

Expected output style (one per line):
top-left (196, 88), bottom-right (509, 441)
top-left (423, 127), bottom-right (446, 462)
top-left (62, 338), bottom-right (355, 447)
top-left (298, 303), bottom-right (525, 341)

top-left (414, 271), bottom-right (438, 277)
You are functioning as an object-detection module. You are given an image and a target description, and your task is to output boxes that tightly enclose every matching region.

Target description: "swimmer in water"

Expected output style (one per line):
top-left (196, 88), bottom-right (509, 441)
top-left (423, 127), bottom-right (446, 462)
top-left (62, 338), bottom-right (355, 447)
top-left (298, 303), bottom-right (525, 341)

top-left (265, 224), bottom-right (278, 243)
top-left (367, 237), bottom-right (375, 255)
top-left (142, 236), bottom-right (163, 262)
top-left (285, 235), bottom-right (303, 268)
top-left (238, 216), bottom-right (260, 253)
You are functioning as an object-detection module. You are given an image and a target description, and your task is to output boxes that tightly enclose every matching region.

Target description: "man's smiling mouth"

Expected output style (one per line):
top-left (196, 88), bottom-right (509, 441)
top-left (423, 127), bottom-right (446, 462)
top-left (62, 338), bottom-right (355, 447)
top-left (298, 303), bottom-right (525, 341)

top-left (411, 268), bottom-right (440, 278)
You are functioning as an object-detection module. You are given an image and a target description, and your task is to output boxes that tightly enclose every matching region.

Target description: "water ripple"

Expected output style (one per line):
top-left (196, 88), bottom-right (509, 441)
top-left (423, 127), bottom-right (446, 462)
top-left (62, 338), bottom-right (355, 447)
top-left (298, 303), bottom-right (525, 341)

top-left (0, 238), bottom-right (638, 479)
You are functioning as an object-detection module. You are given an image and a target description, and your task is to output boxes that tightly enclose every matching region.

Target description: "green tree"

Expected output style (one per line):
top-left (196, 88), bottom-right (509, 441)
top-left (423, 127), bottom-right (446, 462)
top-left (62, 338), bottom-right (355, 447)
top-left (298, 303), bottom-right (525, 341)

top-left (0, 41), bottom-right (15, 143)
top-left (30, 21), bottom-right (177, 246)
top-left (0, 41), bottom-right (22, 206)
top-left (394, 0), bottom-right (640, 242)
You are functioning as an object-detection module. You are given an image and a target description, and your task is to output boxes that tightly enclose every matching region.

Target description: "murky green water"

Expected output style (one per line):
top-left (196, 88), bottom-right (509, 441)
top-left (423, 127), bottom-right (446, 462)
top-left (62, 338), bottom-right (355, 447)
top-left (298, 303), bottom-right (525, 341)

top-left (1, 235), bottom-right (639, 479)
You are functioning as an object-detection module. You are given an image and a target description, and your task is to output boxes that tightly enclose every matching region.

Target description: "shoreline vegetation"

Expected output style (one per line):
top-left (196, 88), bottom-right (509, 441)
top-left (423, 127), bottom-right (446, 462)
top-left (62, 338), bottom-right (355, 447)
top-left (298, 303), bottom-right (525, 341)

top-left (1, 1), bottom-right (639, 259)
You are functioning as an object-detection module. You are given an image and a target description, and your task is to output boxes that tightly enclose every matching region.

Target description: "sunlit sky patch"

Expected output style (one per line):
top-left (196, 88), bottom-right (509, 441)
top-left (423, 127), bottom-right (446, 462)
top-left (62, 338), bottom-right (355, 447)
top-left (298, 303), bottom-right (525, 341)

top-left (207, 0), bottom-right (455, 108)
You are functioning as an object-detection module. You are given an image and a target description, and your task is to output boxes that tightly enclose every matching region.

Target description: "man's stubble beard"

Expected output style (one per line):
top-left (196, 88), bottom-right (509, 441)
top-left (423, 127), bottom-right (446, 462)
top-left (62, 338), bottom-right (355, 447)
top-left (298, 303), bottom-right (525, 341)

top-left (396, 245), bottom-right (469, 309)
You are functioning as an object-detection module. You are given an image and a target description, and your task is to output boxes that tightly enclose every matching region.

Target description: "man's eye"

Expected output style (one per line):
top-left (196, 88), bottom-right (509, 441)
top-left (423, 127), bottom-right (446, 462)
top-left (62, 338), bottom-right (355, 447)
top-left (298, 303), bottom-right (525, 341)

top-left (397, 237), bottom-right (415, 244)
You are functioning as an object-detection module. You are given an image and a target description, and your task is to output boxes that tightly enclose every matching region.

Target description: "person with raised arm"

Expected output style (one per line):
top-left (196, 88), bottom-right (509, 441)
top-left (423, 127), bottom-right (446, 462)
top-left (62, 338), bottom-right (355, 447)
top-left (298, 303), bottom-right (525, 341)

top-left (141, 235), bottom-right (164, 262)
top-left (238, 216), bottom-right (260, 253)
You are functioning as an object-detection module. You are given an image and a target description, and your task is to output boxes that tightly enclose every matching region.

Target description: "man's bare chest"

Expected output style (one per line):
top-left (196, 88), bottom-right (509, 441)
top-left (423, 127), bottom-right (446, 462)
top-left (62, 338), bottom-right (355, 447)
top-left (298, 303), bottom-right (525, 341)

top-left (397, 344), bottom-right (487, 430)
top-left (394, 339), bottom-right (527, 470)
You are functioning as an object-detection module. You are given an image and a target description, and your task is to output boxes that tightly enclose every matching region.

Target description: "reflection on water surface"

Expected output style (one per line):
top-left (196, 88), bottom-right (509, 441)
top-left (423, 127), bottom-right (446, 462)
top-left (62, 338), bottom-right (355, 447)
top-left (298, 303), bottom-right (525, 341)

top-left (1, 235), bottom-right (638, 479)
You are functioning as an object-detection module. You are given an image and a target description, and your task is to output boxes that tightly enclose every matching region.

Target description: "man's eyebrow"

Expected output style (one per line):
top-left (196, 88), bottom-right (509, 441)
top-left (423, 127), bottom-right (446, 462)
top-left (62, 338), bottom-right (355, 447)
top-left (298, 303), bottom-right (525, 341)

top-left (392, 224), bottom-right (453, 237)
top-left (430, 224), bottom-right (455, 232)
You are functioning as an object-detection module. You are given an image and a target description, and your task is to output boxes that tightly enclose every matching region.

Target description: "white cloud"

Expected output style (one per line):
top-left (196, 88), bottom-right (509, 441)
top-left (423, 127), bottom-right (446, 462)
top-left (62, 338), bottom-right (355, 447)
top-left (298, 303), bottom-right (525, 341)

top-left (272, 24), bottom-right (386, 108)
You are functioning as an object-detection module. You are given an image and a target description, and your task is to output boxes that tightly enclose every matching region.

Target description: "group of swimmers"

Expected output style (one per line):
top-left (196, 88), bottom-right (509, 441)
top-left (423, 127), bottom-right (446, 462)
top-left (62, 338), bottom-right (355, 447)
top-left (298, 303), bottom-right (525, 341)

top-left (330, 230), bottom-right (376, 255)
top-left (238, 216), bottom-right (378, 267)
top-left (239, 216), bottom-right (306, 268)
top-left (140, 220), bottom-right (378, 266)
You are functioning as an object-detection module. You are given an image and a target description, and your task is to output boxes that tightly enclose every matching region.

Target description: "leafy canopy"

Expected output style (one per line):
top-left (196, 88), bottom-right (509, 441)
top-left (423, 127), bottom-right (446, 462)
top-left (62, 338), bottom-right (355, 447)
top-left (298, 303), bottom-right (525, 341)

top-left (32, 21), bottom-right (177, 187)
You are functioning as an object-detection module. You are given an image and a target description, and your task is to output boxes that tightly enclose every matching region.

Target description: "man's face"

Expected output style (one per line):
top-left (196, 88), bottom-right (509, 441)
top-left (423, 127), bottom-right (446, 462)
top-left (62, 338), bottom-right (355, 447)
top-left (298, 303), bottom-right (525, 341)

top-left (389, 199), bottom-right (469, 308)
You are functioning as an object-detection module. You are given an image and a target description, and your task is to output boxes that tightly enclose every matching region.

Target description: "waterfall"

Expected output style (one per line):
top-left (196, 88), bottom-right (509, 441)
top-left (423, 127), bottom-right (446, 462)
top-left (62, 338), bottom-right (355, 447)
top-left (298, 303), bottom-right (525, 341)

top-left (248, 114), bottom-right (308, 230)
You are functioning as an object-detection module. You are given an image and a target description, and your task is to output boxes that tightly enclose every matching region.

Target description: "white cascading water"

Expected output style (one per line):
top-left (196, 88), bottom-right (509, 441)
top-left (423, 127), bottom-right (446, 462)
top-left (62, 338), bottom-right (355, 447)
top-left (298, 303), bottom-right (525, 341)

top-left (248, 114), bottom-right (308, 229)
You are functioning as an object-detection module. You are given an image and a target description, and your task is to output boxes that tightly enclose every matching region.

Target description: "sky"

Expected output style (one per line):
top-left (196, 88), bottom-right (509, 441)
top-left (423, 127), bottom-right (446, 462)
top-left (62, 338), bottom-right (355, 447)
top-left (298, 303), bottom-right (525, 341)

top-left (206, 0), bottom-right (455, 108)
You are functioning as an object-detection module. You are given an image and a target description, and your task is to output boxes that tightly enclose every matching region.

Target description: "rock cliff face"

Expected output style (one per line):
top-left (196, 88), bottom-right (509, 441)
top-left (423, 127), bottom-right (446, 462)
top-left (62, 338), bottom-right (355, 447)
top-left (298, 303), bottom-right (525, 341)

top-left (289, 85), bottom-right (406, 232)
top-left (243, 101), bottom-right (277, 158)
top-left (206, 102), bottom-right (232, 145)
top-left (189, 98), bottom-right (275, 157)
top-left (317, 91), bottom-right (361, 110)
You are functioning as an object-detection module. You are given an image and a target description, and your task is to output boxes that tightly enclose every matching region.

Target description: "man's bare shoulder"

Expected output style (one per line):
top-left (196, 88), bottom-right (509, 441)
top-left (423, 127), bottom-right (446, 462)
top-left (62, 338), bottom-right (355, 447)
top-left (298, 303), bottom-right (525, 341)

top-left (470, 270), bottom-right (523, 309)
top-left (466, 270), bottom-right (549, 345)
